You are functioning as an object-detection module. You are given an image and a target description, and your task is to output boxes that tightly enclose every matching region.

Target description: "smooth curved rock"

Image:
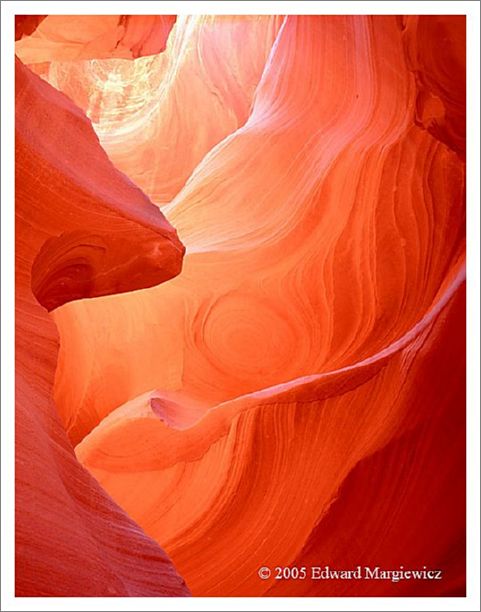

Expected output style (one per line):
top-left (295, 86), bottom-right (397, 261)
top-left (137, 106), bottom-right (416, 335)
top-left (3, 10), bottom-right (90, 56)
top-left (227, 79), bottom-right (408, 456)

top-left (15, 57), bottom-right (188, 596)
top-left (33, 16), bottom-right (284, 205)
top-left (50, 16), bottom-right (465, 446)
top-left (77, 269), bottom-right (465, 596)
top-left (15, 13), bottom-right (465, 598)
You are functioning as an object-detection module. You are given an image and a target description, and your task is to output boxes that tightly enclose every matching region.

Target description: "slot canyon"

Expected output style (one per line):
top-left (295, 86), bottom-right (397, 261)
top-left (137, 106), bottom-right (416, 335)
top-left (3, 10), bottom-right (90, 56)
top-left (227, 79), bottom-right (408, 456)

top-left (15, 14), bottom-right (466, 597)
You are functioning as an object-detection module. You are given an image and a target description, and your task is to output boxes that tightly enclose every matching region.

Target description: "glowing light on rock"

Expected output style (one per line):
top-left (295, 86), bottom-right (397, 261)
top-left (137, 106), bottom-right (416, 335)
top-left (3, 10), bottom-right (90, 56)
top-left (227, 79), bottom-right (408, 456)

top-left (15, 13), bottom-right (466, 597)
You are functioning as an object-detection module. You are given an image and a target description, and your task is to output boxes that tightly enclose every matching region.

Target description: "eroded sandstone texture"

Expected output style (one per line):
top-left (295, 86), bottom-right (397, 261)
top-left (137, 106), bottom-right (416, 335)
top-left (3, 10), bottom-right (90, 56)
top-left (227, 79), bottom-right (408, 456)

top-left (16, 14), bottom-right (465, 597)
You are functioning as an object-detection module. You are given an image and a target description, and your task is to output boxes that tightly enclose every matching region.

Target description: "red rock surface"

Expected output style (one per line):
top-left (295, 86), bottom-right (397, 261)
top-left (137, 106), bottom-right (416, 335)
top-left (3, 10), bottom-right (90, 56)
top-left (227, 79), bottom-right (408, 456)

top-left (16, 15), bottom-right (176, 61)
top-left (15, 57), bottom-right (187, 596)
top-left (15, 14), bottom-right (466, 597)
top-left (15, 15), bottom-right (47, 40)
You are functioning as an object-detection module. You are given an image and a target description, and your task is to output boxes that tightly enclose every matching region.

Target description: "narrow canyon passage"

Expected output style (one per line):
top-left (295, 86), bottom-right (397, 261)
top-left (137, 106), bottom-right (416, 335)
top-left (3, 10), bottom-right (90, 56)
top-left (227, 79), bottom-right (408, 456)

top-left (15, 14), bottom-right (466, 597)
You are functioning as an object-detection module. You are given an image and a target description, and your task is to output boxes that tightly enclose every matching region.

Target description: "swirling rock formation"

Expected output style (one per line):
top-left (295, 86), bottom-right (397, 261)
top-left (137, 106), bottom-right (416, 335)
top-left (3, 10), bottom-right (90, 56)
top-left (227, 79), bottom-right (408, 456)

top-left (15, 57), bottom-right (187, 596)
top-left (32, 16), bottom-right (284, 205)
top-left (16, 14), bottom-right (465, 598)
top-left (77, 265), bottom-right (466, 596)
top-left (49, 15), bottom-right (465, 445)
